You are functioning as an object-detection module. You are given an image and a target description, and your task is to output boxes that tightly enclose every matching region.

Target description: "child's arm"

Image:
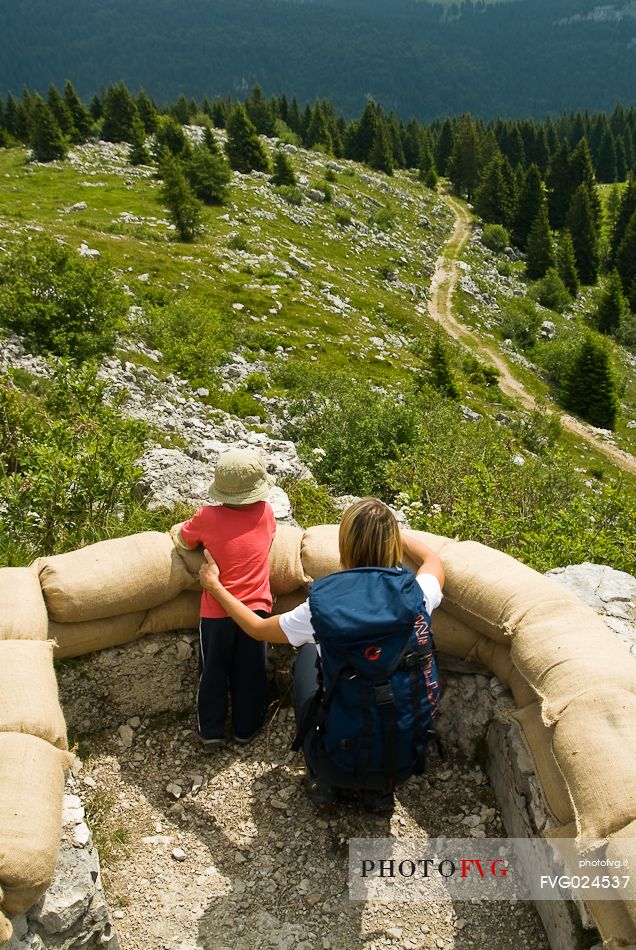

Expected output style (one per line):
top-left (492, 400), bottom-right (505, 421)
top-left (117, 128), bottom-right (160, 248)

top-left (199, 549), bottom-right (289, 644)
top-left (170, 524), bottom-right (198, 550)
top-left (400, 529), bottom-right (445, 588)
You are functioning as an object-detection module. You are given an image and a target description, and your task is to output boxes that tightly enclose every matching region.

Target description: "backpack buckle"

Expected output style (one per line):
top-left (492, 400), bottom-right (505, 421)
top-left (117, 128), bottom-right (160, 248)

top-left (374, 683), bottom-right (394, 707)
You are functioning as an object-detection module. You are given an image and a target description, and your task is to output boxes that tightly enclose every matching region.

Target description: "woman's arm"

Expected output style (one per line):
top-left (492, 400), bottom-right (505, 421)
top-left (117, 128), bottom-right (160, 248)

top-left (400, 529), bottom-right (445, 588)
top-left (199, 549), bottom-right (289, 644)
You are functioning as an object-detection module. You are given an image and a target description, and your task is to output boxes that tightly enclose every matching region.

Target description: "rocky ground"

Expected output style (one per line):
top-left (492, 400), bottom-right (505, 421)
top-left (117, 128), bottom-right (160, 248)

top-left (75, 707), bottom-right (549, 950)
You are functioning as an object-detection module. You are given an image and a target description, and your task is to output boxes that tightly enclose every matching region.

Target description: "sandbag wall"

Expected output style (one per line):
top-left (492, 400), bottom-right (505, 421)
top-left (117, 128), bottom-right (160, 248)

top-left (0, 524), bottom-right (634, 947)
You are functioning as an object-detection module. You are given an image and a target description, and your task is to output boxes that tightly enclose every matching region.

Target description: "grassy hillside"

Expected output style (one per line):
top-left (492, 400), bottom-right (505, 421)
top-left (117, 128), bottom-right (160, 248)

top-left (1, 132), bottom-right (635, 573)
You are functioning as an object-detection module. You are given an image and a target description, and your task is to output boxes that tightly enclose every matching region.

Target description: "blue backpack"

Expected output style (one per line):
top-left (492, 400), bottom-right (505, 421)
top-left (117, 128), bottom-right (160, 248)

top-left (293, 566), bottom-right (441, 791)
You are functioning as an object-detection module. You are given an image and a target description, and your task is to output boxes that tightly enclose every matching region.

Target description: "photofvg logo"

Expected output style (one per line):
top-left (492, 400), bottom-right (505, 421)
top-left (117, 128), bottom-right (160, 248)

top-left (348, 838), bottom-right (635, 903)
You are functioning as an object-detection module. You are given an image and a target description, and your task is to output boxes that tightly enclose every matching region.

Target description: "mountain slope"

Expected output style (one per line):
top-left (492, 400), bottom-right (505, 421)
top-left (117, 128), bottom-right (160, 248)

top-left (1, 0), bottom-right (635, 119)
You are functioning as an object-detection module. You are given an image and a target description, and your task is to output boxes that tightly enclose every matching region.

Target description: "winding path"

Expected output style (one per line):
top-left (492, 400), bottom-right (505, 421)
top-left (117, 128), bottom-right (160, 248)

top-left (429, 194), bottom-right (636, 478)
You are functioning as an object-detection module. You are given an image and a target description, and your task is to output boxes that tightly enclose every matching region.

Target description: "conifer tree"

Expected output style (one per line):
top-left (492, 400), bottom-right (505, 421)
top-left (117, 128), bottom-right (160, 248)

top-left (160, 153), bottom-right (203, 241)
top-left (525, 201), bottom-right (555, 279)
top-left (474, 152), bottom-right (512, 226)
top-left (354, 101), bottom-right (380, 163)
top-left (609, 177), bottom-right (636, 265)
top-left (153, 114), bottom-right (191, 160)
top-left (225, 105), bottom-right (270, 174)
top-left (202, 123), bottom-right (220, 155)
top-left (402, 118), bottom-right (424, 169)
top-left (593, 270), bottom-right (628, 336)
top-left (305, 102), bottom-right (333, 153)
top-left (369, 120), bottom-right (394, 175)
top-left (596, 128), bottom-right (617, 183)
top-left (185, 144), bottom-right (231, 204)
top-left (211, 99), bottom-right (228, 128)
top-left (270, 150), bottom-right (296, 187)
top-left (562, 332), bottom-right (619, 430)
top-left (128, 116), bottom-right (150, 165)
top-left (63, 81), bottom-right (92, 140)
top-left (136, 88), bottom-right (158, 133)
top-left (435, 119), bottom-right (454, 177)
top-left (47, 85), bottom-right (76, 141)
top-left (616, 210), bottom-right (636, 302)
top-left (570, 138), bottom-right (602, 227)
top-left (387, 113), bottom-right (405, 168)
top-left (566, 184), bottom-right (599, 284)
top-left (171, 95), bottom-right (191, 125)
top-left (447, 114), bottom-right (481, 201)
top-left (546, 139), bottom-right (572, 230)
top-left (557, 230), bottom-right (579, 297)
top-left (89, 95), bottom-right (102, 121)
top-left (246, 85), bottom-right (276, 136)
top-left (30, 97), bottom-right (66, 162)
top-left (430, 333), bottom-right (460, 399)
top-left (512, 163), bottom-right (544, 250)
top-left (5, 93), bottom-right (28, 141)
top-left (101, 83), bottom-right (139, 142)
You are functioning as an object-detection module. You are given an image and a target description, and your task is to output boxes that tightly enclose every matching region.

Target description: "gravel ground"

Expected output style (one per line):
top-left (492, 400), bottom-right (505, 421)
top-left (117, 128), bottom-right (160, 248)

top-left (76, 705), bottom-right (550, 950)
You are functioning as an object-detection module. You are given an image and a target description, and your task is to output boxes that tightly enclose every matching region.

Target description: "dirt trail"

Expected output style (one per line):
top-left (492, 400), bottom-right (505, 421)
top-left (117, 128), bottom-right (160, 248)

top-left (429, 194), bottom-right (636, 477)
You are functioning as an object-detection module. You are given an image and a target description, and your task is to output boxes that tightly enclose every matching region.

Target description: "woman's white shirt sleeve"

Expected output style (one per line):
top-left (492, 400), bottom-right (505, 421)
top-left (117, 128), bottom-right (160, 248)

top-left (278, 573), bottom-right (442, 648)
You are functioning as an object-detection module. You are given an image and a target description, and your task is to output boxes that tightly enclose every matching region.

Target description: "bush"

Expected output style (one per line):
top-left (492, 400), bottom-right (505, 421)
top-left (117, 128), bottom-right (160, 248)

top-left (481, 223), bottom-right (509, 253)
top-left (279, 477), bottom-right (340, 527)
top-left (498, 298), bottom-right (541, 349)
top-left (283, 375), bottom-right (419, 496)
top-left (370, 206), bottom-right (396, 231)
top-left (0, 363), bottom-right (158, 563)
top-left (532, 268), bottom-right (571, 313)
top-left (335, 208), bottom-right (353, 227)
top-left (386, 400), bottom-right (635, 574)
top-left (145, 298), bottom-right (234, 385)
top-left (227, 232), bottom-right (251, 252)
top-left (274, 185), bottom-right (304, 206)
top-left (0, 234), bottom-right (126, 360)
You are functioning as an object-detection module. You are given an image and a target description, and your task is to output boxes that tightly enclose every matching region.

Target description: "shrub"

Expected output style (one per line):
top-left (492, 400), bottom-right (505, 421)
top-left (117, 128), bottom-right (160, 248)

top-left (498, 298), bottom-right (541, 349)
top-left (370, 206), bottom-right (396, 231)
top-left (0, 234), bottom-right (126, 360)
top-left (274, 185), bottom-right (304, 206)
top-left (532, 268), bottom-right (571, 313)
top-left (481, 223), bottom-right (509, 253)
top-left (279, 477), bottom-right (340, 527)
top-left (0, 364), bottom-right (156, 563)
top-left (227, 232), bottom-right (251, 252)
top-left (386, 400), bottom-right (635, 574)
top-left (335, 208), bottom-right (353, 227)
top-left (145, 298), bottom-right (234, 385)
top-left (185, 145), bottom-right (231, 204)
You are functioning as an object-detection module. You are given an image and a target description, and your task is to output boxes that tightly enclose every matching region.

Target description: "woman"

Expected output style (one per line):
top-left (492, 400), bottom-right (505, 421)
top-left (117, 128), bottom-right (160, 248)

top-left (199, 497), bottom-right (445, 811)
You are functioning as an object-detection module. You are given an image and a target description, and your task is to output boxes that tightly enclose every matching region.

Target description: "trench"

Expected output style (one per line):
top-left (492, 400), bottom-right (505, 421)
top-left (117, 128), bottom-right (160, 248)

top-left (54, 636), bottom-right (571, 950)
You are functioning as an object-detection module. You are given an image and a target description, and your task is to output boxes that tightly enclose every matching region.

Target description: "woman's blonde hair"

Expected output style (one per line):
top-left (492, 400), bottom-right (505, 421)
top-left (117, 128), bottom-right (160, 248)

top-left (339, 497), bottom-right (403, 570)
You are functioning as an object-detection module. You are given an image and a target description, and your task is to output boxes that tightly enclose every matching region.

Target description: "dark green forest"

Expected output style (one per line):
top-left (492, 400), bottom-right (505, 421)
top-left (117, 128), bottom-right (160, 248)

top-left (1, 0), bottom-right (635, 120)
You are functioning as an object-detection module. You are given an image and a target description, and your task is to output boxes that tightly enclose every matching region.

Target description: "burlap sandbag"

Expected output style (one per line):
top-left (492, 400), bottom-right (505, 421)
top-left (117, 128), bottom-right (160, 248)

top-left (606, 822), bottom-right (636, 922)
top-left (552, 688), bottom-right (636, 850)
top-left (512, 702), bottom-right (575, 825)
top-left (300, 524), bottom-right (341, 580)
top-left (300, 525), bottom-right (453, 582)
top-left (0, 641), bottom-right (67, 750)
top-left (511, 601), bottom-right (636, 724)
top-left (173, 523), bottom-right (309, 596)
top-left (50, 611), bottom-right (147, 659)
top-left (507, 666), bottom-right (539, 710)
top-left (0, 733), bottom-right (73, 917)
top-left (273, 588), bottom-right (310, 616)
top-left (440, 540), bottom-right (586, 646)
top-left (0, 896), bottom-right (12, 944)
top-left (0, 566), bottom-right (48, 641)
top-left (38, 532), bottom-right (193, 623)
top-left (430, 609), bottom-right (481, 658)
top-left (585, 898), bottom-right (636, 949)
top-left (140, 591), bottom-right (201, 635)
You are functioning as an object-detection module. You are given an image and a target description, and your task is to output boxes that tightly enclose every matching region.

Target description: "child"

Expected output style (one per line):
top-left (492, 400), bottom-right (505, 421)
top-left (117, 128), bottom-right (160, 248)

top-left (174, 447), bottom-right (276, 747)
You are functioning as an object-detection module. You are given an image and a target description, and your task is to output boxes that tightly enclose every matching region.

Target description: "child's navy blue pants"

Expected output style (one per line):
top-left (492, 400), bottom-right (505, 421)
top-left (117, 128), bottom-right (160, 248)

top-left (197, 612), bottom-right (269, 741)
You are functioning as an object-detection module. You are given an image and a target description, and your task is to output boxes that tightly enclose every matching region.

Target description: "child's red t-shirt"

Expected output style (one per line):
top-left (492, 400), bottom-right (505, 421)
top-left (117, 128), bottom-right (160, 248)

top-left (180, 502), bottom-right (276, 619)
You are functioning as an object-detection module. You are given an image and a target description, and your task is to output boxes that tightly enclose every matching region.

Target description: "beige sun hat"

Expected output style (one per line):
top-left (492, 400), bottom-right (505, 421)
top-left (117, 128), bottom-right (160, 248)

top-left (209, 448), bottom-right (275, 505)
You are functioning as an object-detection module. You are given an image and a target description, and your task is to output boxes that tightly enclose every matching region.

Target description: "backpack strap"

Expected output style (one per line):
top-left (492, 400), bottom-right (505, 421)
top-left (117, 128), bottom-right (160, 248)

top-left (291, 661), bottom-right (348, 752)
top-left (373, 681), bottom-right (399, 792)
top-left (401, 645), bottom-right (443, 772)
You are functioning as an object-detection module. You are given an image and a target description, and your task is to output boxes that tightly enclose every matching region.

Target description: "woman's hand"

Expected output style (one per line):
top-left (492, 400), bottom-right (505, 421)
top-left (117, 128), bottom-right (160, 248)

top-left (199, 548), bottom-right (222, 591)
